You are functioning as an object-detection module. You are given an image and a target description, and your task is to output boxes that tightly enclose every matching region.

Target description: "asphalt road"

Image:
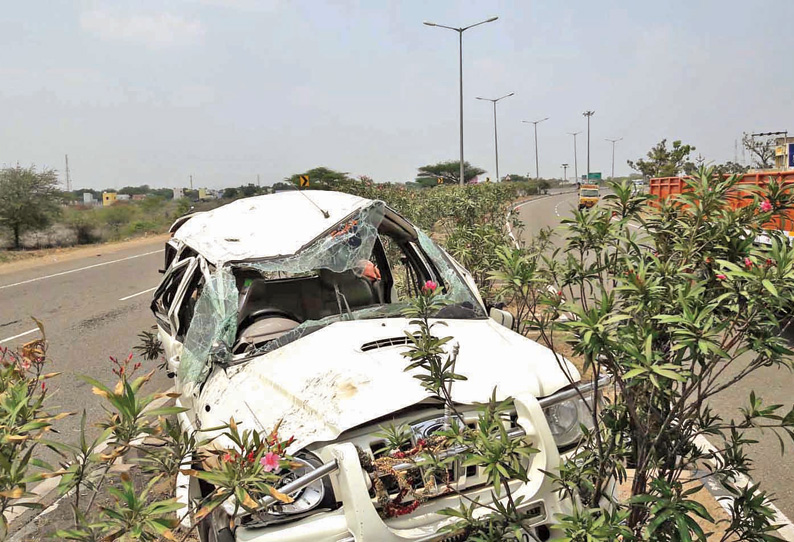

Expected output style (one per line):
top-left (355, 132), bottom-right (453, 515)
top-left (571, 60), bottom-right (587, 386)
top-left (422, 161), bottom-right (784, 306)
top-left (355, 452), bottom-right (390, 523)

top-left (0, 238), bottom-right (172, 451)
top-left (514, 190), bottom-right (794, 520)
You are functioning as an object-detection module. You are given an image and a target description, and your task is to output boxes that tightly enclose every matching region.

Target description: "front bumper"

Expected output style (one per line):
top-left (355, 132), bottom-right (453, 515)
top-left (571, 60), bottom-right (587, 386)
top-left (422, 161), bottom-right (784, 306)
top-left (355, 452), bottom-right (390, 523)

top-left (234, 392), bottom-right (574, 542)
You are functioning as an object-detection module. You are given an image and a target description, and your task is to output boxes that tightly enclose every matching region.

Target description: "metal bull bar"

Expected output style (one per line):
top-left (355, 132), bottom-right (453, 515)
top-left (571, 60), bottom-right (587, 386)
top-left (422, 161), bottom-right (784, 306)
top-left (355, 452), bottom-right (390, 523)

top-left (257, 374), bottom-right (612, 510)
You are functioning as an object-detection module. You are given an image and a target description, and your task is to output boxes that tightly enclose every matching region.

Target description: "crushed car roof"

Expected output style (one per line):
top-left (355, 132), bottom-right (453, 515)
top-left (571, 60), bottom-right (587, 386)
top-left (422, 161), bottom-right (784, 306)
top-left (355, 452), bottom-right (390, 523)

top-left (172, 191), bottom-right (373, 264)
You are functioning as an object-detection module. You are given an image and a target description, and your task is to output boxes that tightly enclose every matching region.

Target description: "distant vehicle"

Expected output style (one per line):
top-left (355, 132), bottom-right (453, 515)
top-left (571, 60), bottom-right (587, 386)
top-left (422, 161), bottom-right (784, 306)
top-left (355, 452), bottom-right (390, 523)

top-left (578, 184), bottom-right (600, 210)
top-left (649, 171), bottom-right (794, 243)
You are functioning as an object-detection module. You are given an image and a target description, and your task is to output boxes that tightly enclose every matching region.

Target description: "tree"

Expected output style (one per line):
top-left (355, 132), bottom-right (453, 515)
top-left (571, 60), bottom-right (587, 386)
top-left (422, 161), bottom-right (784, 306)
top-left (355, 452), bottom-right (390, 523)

top-left (119, 185), bottom-right (151, 196)
top-left (502, 173), bottom-right (531, 183)
top-left (416, 160), bottom-right (486, 185)
top-left (0, 166), bottom-right (61, 249)
top-left (628, 139), bottom-right (696, 178)
top-left (714, 160), bottom-right (749, 175)
top-left (285, 167), bottom-right (350, 190)
top-left (742, 132), bottom-right (775, 169)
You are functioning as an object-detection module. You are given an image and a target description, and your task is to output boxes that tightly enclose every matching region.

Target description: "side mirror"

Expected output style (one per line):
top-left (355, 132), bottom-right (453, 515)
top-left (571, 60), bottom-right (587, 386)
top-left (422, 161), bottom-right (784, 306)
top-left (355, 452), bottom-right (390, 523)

top-left (489, 307), bottom-right (515, 330)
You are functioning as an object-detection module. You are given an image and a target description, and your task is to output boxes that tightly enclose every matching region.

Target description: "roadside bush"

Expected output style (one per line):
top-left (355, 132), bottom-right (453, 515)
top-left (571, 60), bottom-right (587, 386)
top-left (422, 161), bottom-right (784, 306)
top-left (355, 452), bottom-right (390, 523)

top-left (99, 204), bottom-right (136, 240)
top-left (484, 168), bottom-right (794, 540)
top-left (62, 207), bottom-right (100, 245)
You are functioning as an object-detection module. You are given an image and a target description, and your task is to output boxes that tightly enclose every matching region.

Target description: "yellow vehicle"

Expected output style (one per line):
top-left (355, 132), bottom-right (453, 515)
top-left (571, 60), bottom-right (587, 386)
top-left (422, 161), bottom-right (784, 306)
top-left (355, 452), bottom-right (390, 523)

top-left (578, 184), bottom-right (600, 210)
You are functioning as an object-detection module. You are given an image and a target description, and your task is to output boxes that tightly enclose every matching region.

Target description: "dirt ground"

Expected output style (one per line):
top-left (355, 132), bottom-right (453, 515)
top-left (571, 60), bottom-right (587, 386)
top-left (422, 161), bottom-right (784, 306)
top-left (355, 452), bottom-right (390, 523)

top-left (0, 233), bottom-right (169, 276)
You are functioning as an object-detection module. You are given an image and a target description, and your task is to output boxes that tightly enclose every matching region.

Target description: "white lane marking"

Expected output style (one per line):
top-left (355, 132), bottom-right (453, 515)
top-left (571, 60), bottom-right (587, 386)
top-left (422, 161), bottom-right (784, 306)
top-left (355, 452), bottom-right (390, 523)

top-left (694, 435), bottom-right (794, 539)
top-left (554, 201), bottom-right (563, 217)
top-left (119, 286), bottom-right (157, 302)
top-left (0, 250), bottom-right (163, 291)
top-left (0, 328), bottom-right (38, 344)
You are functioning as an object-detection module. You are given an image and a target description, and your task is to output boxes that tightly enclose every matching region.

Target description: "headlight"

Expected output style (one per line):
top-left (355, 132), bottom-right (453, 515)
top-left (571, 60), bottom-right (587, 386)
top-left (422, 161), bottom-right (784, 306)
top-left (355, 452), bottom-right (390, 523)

top-left (543, 396), bottom-right (595, 450)
top-left (220, 451), bottom-right (337, 528)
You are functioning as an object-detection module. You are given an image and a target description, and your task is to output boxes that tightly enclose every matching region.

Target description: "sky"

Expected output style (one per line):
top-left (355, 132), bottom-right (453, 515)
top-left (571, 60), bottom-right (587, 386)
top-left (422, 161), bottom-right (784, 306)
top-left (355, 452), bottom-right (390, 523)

top-left (1, 0), bottom-right (792, 190)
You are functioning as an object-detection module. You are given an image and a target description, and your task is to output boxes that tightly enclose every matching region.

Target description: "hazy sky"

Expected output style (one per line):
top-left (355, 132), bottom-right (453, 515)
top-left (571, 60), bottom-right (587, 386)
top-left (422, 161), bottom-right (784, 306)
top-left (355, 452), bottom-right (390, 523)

top-left (2, 1), bottom-right (792, 190)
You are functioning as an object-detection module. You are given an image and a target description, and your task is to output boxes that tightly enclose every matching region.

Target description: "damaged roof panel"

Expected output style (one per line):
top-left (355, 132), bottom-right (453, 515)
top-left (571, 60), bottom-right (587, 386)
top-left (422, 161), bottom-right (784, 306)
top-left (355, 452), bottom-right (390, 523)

top-left (173, 191), bottom-right (372, 265)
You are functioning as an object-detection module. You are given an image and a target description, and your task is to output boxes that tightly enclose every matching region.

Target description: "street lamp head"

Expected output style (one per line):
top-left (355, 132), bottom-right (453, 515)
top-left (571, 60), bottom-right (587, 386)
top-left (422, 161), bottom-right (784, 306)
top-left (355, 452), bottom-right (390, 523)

top-left (486, 16), bottom-right (499, 22)
top-left (475, 96), bottom-right (487, 101)
top-left (422, 21), bottom-right (437, 27)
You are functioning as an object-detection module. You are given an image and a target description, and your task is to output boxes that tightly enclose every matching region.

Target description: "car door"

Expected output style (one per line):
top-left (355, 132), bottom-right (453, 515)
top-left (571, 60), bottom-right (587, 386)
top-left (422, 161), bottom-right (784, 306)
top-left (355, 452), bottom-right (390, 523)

top-left (151, 256), bottom-right (198, 382)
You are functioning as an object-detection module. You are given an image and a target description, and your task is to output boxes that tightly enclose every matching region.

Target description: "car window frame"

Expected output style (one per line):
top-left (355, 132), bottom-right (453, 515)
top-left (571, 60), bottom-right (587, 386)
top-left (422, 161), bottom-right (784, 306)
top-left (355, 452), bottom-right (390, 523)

top-left (151, 257), bottom-right (198, 336)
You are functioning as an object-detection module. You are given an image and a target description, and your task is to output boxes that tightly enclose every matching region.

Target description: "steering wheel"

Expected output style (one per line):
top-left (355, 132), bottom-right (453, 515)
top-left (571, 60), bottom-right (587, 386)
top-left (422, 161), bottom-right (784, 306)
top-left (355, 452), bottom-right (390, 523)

top-left (238, 308), bottom-right (302, 333)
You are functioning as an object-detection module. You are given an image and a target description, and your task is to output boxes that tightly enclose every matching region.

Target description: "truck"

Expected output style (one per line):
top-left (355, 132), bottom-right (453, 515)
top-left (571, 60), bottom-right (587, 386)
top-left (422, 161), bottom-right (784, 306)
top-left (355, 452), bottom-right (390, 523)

top-left (578, 184), bottom-right (600, 210)
top-left (649, 171), bottom-right (794, 241)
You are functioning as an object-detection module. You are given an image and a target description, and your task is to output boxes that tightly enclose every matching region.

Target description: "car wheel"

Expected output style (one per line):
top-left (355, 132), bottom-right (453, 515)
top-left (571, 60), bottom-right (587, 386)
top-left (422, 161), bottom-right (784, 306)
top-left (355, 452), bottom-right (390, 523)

top-left (198, 517), bottom-right (235, 542)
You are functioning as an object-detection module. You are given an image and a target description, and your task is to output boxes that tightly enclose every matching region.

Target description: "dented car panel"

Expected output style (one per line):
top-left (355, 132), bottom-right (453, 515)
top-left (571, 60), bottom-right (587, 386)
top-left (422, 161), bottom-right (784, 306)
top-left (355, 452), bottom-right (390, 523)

top-left (152, 190), bottom-right (586, 541)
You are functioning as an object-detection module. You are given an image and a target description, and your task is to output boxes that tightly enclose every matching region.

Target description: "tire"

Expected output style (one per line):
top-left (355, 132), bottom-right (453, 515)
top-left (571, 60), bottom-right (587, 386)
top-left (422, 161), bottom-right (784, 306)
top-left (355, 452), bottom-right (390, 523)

top-left (198, 521), bottom-right (235, 542)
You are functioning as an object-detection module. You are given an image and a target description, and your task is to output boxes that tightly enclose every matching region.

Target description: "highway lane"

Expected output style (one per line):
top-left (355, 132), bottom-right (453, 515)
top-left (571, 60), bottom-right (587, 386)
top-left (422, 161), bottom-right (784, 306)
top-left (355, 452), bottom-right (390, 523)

top-left (514, 191), bottom-right (794, 520)
top-left (0, 237), bottom-right (172, 448)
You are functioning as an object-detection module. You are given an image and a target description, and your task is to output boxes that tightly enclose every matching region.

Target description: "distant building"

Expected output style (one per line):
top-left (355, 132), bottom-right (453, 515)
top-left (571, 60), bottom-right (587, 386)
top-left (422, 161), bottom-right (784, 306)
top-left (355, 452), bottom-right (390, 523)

top-left (132, 194), bottom-right (147, 201)
top-left (173, 187), bottom-right (184, 199)
top-left (774, 136), bottom-right (794, 170)
top-left (102, 192), bottom-right (117, 206)
top-left (83, 193), bottom-right (95, 204)
top-left (116, 194), bottom-right (131, 201)
top-left (198, 188), bottom-right (208, 200)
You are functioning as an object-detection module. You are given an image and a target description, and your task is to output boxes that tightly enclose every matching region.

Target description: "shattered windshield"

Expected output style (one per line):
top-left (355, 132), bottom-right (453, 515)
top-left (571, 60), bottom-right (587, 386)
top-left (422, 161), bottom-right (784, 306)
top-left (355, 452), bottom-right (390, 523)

top-left (177, 201), bottom-right (485, 384)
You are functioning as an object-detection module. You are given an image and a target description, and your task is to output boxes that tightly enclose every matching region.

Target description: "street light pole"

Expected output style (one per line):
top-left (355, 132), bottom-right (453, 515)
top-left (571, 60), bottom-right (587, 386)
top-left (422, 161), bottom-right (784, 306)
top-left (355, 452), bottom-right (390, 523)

top-left (583, 111), bottom-right (595, 177)
top-left (561, 163), bottom-right (569, 182)
top-left (424, 16), bottom-right (499, 185)
top-left (477, 92), bottom-right (514, 183)
top-left (605, 137), bottom-right (623, 179)
top-left (568, 131), bottom-right (581, 181)
top-left (522, 117), bottom-right (549, 180)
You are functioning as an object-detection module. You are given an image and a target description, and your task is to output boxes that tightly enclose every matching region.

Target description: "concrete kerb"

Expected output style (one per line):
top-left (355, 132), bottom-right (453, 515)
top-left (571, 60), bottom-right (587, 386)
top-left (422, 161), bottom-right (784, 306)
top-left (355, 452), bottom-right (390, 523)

top-left (6, 387), bottom-right (176, 539)
top-left (510, 195), bottom-right (794, 540)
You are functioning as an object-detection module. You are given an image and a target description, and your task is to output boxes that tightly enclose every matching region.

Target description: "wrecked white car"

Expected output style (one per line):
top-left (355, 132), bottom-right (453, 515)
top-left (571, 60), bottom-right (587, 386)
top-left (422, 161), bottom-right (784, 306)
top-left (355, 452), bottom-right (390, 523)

top-left (151, 190), bottom-right (602, 542)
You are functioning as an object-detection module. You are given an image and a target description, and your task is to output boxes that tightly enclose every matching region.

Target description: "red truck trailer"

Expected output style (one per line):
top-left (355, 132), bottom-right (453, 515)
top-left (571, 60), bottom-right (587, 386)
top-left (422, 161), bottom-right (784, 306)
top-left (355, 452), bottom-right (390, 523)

top-left (649, 171), bottom-right (794, 241)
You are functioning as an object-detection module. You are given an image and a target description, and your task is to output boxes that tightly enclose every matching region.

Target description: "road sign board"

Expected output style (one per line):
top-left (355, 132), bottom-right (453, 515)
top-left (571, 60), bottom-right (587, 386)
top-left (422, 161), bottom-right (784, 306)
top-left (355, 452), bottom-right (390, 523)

top-left (587, 172), bottom-right (602, 180)
top-left (299, 175), bottom-right (309, 187)
top-left (789, 144), bottom-right (794, 168)
top-left (437, 177), bottom-right (443, 185)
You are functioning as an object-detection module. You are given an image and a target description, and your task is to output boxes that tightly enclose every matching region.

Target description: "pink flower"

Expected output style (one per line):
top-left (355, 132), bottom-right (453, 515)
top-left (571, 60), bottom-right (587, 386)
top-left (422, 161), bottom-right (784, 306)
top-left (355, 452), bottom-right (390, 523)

top-left (261, 452), bottom-right (280, 472)
top-left (422, 280), bottom-right (438, 293)
top-left (760, 200), bottom-right (773, 212)
top-left (222, 453), bottom-right (232, 463)
top-left (716, 274), bottom-right (727, 280)
top-left (744, 257), bottom-right (753, 268)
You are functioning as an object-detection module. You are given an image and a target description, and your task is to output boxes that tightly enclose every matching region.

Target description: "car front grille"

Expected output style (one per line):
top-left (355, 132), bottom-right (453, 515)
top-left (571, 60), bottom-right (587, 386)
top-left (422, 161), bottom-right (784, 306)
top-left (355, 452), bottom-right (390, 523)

top-left (361, 410), bottom-right (524, 514)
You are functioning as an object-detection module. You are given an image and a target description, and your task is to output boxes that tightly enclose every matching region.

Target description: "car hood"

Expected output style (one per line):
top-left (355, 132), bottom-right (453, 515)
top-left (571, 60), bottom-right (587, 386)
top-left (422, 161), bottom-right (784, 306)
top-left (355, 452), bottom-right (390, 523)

top-left (198, 318), bottom-right (579, 450)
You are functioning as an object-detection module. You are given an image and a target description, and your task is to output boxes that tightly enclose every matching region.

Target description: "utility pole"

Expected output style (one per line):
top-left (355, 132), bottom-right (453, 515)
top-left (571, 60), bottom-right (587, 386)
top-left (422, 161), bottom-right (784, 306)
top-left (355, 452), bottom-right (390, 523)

top-left (605, 137), bottom-right (623, 179)
top-left (424, 16), bottom-right (499, 185)
top-left (64, 154), bottom-right (71, 192)
top-left (568, 132), bottom-right (581, 181)
top-left (257, 174), bottom-right (261, 187)
top-left (522, 117), bottom-right (549, 180)
top-left (189, 175), bottom-right (193, 190)
top-left (561, 163), bottom-right (569, 182)
top-left (477, 92), bottom-right (514, 183)
top-left (583, 111), bottom-right (595, 176)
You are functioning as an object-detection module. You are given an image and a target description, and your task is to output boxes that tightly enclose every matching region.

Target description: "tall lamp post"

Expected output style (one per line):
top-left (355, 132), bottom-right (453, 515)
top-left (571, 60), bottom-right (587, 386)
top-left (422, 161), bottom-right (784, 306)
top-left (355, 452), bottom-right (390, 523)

top-left (561, 163), bottom-right (569, 182)
top-left (583, 111), bottom-right (595, 176)
top-left (605, 137), bottom-right (623, 179)
top-left (424, 16), bottom-right (499, 185)
top-left (477, 92), bottom-right (514, 183)
top-left (522, 117), bottom-right (549, 180)
top-left (568, 131), bottom-right (581, 181)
